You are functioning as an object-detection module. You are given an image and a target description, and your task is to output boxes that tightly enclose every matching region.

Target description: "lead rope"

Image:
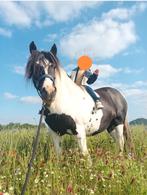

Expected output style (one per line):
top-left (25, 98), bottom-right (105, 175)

top-left (21, 102), bottom-right (45, 195)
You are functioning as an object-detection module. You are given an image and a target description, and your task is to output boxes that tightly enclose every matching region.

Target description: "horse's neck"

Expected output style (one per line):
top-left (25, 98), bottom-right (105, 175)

top-left (56, 67), bottom-right (82, 92)
top-left (49, 67), bottom-right (87, 112)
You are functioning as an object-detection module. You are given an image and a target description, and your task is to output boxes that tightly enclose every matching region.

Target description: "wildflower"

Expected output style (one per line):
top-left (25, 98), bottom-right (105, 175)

top-left (67, 184), bottom-right (73, 193)
top-left (97, 173), bottom-right (105, 182)
top-left (8, 150), bottom-right (16, 157)
top-left (47, 184), bottom-right (51, 188)
top-left (89, 189), bottom-right (94, 194)
top-left (90, 174), bottom-right (96, 180)
top-left (9, 187), bottom-right (14, 191)
top-left (34, 178), bottom-right (39, 184)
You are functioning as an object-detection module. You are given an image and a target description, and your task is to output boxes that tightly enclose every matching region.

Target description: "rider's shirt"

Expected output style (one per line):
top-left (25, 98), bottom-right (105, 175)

top-left (70, 68), bottom-right (98, 85)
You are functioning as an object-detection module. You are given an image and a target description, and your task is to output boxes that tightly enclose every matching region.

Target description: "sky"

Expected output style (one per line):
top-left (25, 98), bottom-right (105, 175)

top-left (0, 1), bottom-right (147, 124)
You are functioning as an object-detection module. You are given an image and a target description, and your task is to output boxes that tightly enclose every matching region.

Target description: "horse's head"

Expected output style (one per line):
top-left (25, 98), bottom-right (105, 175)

top-left (26, 41), bottom-right (59, 103)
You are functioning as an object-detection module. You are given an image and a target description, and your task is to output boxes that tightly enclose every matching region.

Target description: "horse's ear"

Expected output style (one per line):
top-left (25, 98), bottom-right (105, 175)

top-left (29, 41), bottom-right (37, 54)
top-left (50, 43), bottom-right (57, 56)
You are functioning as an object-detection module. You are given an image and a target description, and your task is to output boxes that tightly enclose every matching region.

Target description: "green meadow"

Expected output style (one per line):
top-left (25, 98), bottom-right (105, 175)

top-left (0, 125), bottom-right (147, 195)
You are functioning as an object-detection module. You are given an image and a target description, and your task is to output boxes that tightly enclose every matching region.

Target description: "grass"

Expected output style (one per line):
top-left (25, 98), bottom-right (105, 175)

top-left (0, 125), bottom-right (147, 195)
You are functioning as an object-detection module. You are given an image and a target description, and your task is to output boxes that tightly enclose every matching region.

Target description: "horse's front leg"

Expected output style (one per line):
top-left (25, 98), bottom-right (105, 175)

top-left (49, 129), bottom-right (62, 158)
top-left (76, 125), bottom-right (92, 166)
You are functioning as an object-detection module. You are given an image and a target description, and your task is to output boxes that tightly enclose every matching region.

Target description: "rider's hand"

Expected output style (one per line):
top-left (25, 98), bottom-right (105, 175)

top-left (94, 69), bottom-right (99, 75)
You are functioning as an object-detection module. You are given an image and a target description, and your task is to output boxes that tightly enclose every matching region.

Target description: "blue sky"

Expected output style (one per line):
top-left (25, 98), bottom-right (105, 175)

top-left (0, 1), bottom-right (147, 124)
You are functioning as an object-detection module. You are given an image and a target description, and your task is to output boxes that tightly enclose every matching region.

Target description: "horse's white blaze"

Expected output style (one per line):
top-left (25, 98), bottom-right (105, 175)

top-left (43, 78), bottom-right (55, 93)
top-left (110, 124), bottom-right (124, 153)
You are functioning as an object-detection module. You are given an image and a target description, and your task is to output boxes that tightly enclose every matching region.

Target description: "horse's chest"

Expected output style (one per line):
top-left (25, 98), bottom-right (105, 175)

top-left (44, 113), bottom-right (78, 136)
top-left (85, 109), bottom-right (103, 135)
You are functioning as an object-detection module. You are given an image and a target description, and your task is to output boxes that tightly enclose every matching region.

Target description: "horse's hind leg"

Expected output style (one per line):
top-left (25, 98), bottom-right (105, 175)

top-left (109, 124), bottom-right (124, 155)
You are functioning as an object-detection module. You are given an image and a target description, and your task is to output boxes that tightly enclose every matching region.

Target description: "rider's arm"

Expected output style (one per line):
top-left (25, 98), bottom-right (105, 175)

top-left (86, 69), bottom-right (99, 85)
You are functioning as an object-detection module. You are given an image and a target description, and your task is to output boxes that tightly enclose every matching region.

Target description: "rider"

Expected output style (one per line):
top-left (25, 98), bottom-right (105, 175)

top-left (70, 67), bottom-right (103, 109)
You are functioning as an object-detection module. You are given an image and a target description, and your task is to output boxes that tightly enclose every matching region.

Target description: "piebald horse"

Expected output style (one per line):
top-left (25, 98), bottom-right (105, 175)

top-left (26, 42), bottom-right (132, 164)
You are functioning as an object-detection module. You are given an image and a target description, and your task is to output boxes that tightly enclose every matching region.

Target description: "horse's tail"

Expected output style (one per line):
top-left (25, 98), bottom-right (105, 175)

top-left (123, 117), bottom-right (135, 157)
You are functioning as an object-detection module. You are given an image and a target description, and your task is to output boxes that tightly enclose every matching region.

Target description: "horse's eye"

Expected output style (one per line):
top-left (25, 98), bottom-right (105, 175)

top-left (40, 67), bottom-right (45, 76)
top-left (50, 63), bottom-right (55, 68)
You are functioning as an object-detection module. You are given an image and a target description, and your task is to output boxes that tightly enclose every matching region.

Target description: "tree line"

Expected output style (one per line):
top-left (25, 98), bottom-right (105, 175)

top-left (0, 122), bottom-right (46, 131)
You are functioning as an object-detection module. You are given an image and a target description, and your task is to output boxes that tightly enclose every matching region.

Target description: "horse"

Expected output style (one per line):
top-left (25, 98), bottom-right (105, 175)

top-left (25, 41), bottom-right (133, 164)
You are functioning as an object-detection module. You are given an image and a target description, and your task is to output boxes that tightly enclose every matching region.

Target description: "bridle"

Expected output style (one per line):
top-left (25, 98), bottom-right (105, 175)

top-left (33, 51), bottom-right (58, 104)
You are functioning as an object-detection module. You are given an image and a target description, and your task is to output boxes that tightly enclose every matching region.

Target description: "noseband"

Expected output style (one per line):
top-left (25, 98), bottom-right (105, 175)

top-left (35, 74), bottom-right (55, 90)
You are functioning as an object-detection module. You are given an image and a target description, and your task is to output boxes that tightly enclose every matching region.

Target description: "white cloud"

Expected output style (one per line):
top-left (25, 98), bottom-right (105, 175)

top-left (123, 67), bottom-right (144, 74)
top-left (132, 2), bottom-right (147, 14)
top-left (0, 2), bottom-right (31, 27)
top-left (44, 33), bottom-right (57, 43)
top-left (0, 1), bottom-right (100, 28)
top-left (102, 8), bottom-right (131, 20)
top-left (133, 80), bottom-right (147, 87)
top-left (66, 63), bottom-right (143, 79)
top-left (91, 77), bottom-right (147, 120)
top-left (43, 1), bottom-right (99, 22)
top-left (4, 91), bottom-right (41, 105)
top-left (60, 3), bottom-right (147, 60)
top-left (0, 27), bottom-right (12, 37)
top-left (4, 92), bottom-right (18, 100)
top-left (102, 2), bottom-right (147, 21)
top-left (91, 64), bottom-right (121, 78)
top-left (20, 96), bottom-right (41, 104)
top-left (14, 66), bottom-right (25, 75)
top-left (60, 17), bottom-right (137, 60)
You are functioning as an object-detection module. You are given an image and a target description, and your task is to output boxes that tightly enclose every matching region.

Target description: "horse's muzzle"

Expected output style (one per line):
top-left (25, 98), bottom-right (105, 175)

top-left (40, 87), bottom-right (56, 103)
top-left (41, 87), bottom-right (49, 100)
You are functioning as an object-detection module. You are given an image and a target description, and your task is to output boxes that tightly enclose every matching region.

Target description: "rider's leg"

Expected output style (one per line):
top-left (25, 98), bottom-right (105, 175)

top-left (85, 85), bottom-right (103, 109)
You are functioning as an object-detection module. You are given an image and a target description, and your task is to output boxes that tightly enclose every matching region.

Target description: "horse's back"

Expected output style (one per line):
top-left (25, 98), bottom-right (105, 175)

top-left (95, 87), bottom-right (127, 132)
top-left (95, 87), bottom-right (127, 109)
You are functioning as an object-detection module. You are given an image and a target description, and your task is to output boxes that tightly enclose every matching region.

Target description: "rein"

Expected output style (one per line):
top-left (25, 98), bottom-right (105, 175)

top-left (21, 102), bottom-right (45, 195)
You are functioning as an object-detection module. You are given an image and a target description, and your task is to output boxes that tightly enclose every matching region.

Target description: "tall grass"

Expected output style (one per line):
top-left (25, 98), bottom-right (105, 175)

top-left (0, 126), bottom-right (147, 195)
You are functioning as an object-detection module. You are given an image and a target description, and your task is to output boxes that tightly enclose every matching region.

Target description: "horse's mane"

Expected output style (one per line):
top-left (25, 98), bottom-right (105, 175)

top-left (25, 50), bottom-right (60, 80)
top-left (25, 51), bottom-right (40, 80)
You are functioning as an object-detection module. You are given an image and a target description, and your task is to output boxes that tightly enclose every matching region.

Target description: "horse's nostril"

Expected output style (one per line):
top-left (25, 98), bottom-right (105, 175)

top-left (41, 87), bottom-right (48, 98)
top-left (42, 87), bottom-right (45, 91)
